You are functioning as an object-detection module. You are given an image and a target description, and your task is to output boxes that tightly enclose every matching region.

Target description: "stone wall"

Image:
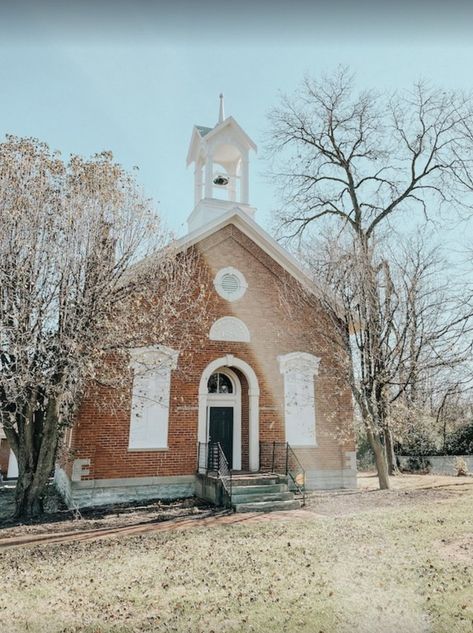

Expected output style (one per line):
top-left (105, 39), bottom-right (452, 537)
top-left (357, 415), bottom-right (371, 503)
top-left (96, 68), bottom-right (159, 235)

top-left (398, 455), bottom-right (473, 475)
top-left (55, 469), bottom-right (196, 509)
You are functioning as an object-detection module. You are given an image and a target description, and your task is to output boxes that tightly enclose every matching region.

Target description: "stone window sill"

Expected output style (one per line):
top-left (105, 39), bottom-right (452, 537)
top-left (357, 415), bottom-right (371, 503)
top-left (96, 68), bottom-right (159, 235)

top-left (127, 447), bottom-right (169, 452)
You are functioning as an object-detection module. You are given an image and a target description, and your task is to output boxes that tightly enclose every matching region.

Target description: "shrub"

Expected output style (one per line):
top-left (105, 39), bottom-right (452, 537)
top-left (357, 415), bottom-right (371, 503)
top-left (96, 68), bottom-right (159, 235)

top-left (405, 456), bottom-right (432, 473)
top-left (445, 424), bottom-right (473, 455)
top-left (397, 430), bottom-right (439, 457)
top-left (453, 457), bottom-right (469, 476)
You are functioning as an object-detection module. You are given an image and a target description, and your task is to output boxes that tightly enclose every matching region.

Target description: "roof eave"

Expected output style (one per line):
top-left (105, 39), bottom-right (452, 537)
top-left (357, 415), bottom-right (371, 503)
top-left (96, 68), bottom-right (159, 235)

top-left (203, 116), bottom-right (257, 152)
top-left (186, 127), bottom-right (203, 166)
top-left (175, 208), bottom-right (321, 300)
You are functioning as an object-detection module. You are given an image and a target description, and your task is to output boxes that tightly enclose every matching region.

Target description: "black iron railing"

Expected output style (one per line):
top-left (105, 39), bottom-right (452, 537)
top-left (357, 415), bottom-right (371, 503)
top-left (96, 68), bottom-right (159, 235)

top-left (215, 442), bottom-right (232, 507)
top-left (197, 441), bottom-right (232, 507)
top-left (260, 441), bottom-right (306, 506)
top-left (286, 443), bottom-right (306, 505)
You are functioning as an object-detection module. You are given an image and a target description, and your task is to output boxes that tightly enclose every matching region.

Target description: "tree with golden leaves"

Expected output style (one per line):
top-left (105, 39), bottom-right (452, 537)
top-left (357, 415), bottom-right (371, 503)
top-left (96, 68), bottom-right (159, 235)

top-left (0, 136), bottom-right (208, 518)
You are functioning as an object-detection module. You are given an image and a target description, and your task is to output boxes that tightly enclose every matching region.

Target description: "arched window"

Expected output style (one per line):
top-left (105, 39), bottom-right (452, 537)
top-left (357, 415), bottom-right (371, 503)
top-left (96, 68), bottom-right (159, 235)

top-left (207, 372), bottom-right (233, 394)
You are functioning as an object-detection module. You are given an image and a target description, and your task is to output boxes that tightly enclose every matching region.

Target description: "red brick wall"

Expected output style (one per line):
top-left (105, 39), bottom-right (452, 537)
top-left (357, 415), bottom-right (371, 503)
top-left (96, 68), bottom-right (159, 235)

top-left (0, 438), bottom-right (10, 476)
top-left (70, 224), bottom-right (355, 480)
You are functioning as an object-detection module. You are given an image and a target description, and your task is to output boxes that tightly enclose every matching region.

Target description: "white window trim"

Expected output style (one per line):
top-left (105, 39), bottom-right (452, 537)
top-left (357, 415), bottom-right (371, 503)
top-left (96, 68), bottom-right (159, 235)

top-left (278, 352), bottom-right (320, 448)
top-left (206, 368), bottom-right (242, 470)
top-left (209, 316), bottom-right (250, 342)
top-left (128, 345), bottom-right (179, 451)
top-left (198, 355), bottom-right (260, 472)
top-left (213, 267), bottom-right (248, 301)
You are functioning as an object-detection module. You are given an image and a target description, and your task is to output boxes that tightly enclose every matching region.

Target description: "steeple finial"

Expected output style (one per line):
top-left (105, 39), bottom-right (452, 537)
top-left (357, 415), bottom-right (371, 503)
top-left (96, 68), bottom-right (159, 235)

top-left (218, 93), bottom-right (225, 124)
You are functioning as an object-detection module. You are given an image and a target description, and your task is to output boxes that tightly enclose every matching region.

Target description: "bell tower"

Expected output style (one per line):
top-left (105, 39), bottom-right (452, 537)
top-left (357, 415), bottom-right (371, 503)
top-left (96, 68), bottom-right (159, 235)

top-left (186, 95), bottom-right (257, 233)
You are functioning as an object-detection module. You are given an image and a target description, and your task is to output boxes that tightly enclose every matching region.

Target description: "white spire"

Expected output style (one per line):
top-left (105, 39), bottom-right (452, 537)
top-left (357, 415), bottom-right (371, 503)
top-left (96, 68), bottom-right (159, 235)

top-left (218, 93), bottom-right (225, 124)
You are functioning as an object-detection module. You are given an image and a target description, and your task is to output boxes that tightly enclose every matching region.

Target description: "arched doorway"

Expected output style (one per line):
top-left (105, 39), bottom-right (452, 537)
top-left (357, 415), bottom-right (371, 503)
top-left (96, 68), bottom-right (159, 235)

top-left (206, 368), bottom-right (240, 469)
top-left (198, 354), bottom-right (260, 472)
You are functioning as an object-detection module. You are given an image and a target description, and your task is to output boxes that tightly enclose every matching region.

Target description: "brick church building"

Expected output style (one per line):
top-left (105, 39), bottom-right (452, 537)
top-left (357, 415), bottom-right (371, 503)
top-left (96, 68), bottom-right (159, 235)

top-left (54, 98), bottom-right (356, 510)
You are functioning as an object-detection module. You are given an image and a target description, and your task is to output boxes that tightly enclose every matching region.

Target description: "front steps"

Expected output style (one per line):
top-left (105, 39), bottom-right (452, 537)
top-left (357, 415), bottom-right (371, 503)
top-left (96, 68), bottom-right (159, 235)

top-left (230, 474), bottom-right (301, 513)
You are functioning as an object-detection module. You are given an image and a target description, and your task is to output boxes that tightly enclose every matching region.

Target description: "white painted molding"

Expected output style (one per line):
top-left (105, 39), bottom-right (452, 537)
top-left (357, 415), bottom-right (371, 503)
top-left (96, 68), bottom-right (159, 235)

top-left (206, 367), bottom-right (242, 471)
top-left (278, 351), bottom-right (320, 447)
top-left (209, 316), bottom-right (250, 342)
top-left (129, 345), bottom-right (179, 373)
top-left (278, 351), bottom-right (321, 377)
top-left (198, 355), bottom-right (260, 472)
top-left (128, 345), bottom-right (178, 451)
top-left (213, 267), bottom-right (248, 301)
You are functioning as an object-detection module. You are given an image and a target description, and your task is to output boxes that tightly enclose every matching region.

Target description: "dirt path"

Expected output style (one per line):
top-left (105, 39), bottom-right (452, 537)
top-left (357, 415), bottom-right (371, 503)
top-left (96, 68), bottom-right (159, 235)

top-left (0, 508), bottom-right (315, 549)
top-left (1, 473), bottom-right (472, 550)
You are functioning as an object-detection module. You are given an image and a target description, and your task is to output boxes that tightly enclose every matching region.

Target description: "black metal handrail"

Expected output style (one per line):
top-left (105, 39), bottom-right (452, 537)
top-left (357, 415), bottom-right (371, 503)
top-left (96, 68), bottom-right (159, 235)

top-left (259, 441), bottom-right (306, 506)
top-left (215, 442), bottom-right (232, 507)
top-left (286, 443), bottom-right (306, 506)
top-left (196, 441), bottom-right (232, 507)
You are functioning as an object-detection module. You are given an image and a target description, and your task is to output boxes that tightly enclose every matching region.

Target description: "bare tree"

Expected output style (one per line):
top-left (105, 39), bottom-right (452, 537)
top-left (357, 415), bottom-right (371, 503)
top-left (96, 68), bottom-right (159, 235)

top-left (268, 68), bottom-right (473, 241)
top-left (268, 69), bottom-right (473, 488)
top-left (281, 231), bottom-right (473, 489)
top-left (0, 136), bottom-right (208, 519)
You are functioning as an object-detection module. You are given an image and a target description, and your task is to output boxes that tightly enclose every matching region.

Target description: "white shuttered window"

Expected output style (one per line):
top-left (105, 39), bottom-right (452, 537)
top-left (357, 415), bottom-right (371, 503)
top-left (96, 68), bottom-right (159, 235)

top-left (278, 352), bottom-right (320, 447)
top-left (128, 346), bottom-right (179, 450)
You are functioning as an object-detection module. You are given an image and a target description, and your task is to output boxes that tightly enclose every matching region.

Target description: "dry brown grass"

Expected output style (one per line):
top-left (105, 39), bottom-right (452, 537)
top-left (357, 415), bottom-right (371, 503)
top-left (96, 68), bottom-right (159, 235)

top-left (1, 474), bottom-right (472, 633)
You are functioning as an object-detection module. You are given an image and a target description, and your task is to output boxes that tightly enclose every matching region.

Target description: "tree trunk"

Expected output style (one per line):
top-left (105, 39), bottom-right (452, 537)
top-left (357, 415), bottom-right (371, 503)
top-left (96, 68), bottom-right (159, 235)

top-left (14, 463), bottom-right (46, 518)
top-left (384, 427), bottom-right (400, 476)
top-left (14, 447), bottom-right (58, 519)
top-left (8, 398), bottom-right (60, 519)
top-left (366, 426), bottom-right (390, 489)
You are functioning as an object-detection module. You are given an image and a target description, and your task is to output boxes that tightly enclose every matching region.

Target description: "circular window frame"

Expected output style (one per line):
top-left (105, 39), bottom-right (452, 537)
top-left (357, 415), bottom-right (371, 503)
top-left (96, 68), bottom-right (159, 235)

top-left (213, 267), bottom-right (247, 302)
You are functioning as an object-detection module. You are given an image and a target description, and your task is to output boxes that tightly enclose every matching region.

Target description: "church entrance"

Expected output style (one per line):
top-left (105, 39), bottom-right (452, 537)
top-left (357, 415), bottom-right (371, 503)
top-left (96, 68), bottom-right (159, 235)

top-left (206, 369), bottom-right (240, 469)
top-left (198, 356), bottom-right (260, 472)
top-left (208, 406), bottom-right (234, 468)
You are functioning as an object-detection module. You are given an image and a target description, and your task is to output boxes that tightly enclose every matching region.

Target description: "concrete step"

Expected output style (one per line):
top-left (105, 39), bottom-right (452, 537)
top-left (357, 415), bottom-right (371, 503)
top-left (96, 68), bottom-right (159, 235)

top-left (230, 491), bottom-right (294, 504)
top-left (230, 475), bottom-right (284, 487)
top-left (233, 499), bottom-right (301, 513)
top-left (231, 483), bottom-right (288, 496)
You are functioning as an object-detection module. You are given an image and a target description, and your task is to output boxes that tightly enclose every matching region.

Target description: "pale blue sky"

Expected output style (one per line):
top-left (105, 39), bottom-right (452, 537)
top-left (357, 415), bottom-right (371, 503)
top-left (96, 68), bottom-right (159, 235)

top-left (1, 2), bottom-right (473, 242)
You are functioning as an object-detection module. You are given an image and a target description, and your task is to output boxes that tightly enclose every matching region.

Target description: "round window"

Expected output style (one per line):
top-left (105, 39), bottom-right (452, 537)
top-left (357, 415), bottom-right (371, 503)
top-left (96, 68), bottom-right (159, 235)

top-left (214, 267), bottom-right (247, 301)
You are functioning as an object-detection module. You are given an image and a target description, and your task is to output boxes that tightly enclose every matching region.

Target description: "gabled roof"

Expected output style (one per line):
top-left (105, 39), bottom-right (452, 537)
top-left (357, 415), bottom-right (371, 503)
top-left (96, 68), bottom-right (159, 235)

top-left (174, 207), bottom-right (325, 300)
top-left (186, 116), bottom-right (257, 166)
top-left (127, 207), bottom-right (345, 321)
top-left (196, 125), bottom-right (212, 137)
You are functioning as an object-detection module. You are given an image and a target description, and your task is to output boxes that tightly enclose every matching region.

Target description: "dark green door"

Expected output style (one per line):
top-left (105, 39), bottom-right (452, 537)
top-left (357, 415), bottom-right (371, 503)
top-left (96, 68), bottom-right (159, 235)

top-left (208, 407), bottom-right (234, 469)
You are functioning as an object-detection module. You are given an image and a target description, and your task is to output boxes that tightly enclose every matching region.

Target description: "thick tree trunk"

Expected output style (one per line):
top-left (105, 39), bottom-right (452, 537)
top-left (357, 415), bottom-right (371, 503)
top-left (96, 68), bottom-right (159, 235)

top-left (8, 398), bottom-right (60, 519)
top-left (366, 426), bottom-right (390, 489)
top-left (384, 427), bottom-right (400, 476)
top-left (14, 463), bottom-right (46, 518)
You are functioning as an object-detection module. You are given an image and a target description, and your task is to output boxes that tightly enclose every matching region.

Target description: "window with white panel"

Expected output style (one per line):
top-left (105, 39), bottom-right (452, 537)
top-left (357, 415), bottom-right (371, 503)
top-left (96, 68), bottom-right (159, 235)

top-left (278, 352), bottom-right (320, 447)
top-left (128, 346), bottom-right (179, 450)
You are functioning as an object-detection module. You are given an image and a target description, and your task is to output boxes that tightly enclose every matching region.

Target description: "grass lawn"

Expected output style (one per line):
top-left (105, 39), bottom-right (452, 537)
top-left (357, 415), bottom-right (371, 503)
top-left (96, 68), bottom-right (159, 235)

top-left (1, 475), bottom-right (473, 633)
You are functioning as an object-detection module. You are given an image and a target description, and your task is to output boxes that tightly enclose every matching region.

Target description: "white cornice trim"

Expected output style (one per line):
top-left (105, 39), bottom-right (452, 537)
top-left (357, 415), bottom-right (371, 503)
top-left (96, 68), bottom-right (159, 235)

top-left (129, 345), bottom-right (179, 371)
top-left (186, 117), bottom-right (257, 166)
top-left (278, 351), bottom-right (321, 377)
top-left (203, 116), bottom-right (257, 151)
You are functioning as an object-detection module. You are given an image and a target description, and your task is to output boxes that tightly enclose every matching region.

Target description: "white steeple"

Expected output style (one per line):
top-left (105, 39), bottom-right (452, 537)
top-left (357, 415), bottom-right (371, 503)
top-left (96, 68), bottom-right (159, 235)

top-left (186, 96), bottom-right (257, 233)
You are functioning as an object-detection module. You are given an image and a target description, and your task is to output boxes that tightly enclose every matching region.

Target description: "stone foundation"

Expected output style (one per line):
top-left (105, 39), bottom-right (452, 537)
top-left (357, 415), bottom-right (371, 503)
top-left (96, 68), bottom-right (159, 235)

top-left (54, 468), bottom-right (195, 509)
top-left (54, 461), bottom-right (357, 509)
top-left (305, 468), bottom-right (357, 490)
